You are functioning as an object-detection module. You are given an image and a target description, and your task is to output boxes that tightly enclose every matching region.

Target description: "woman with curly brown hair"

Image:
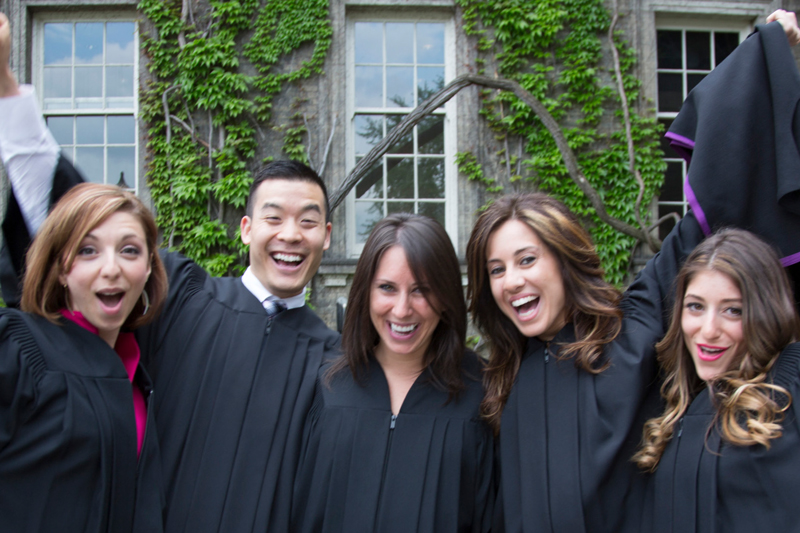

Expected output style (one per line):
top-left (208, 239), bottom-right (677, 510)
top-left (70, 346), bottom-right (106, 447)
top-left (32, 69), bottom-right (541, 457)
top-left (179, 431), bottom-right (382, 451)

top-left (634, 229), bottom-right (800, 533)
top-left (466, 192), bottom-right (704, 533)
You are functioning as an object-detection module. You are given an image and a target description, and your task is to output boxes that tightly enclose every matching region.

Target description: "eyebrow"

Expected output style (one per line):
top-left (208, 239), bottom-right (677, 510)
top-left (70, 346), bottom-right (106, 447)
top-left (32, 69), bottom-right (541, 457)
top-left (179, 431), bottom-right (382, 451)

top-left (487, 245), bottom-right (540, 263)
top-left (684, 293), bottom-right (742, 303)
top-left (259, 202), bottom-right (322, 215)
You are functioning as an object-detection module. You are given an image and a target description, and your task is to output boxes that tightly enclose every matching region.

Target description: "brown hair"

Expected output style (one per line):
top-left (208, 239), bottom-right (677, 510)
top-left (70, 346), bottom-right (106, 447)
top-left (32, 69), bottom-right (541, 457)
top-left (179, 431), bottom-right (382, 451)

top-left (467, 193), bottom-right (622, 432)
top-left (330, 213), bottom-right (467, 398)
top-left (21, 183), bottom-right (167, 330)
top-left (634, 228), bottom-right (800, 472)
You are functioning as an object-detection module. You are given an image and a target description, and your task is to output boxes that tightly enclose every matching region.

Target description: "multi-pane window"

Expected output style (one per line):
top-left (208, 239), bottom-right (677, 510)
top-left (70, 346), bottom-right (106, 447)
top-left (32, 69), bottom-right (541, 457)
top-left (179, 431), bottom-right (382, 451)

top-left (655, 26), bottom-right (740, 239)
top-left (36, 18), bottom-right (138, 190)
top-left (348, 18), bottom-right (454, 252)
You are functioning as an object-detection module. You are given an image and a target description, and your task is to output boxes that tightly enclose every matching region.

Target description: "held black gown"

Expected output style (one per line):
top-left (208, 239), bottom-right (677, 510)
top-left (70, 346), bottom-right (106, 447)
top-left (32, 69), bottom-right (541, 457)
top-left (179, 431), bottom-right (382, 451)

top-left (137, 252), bottom-right (341, 533)
top-left (292, 351), bottom-right (494, 533)
top-left (494, 214), bottom-right (705, 533)
top-left (0, 308), bottom-right (164, 533)
top-left (651, 344), bottom-right (800, 533)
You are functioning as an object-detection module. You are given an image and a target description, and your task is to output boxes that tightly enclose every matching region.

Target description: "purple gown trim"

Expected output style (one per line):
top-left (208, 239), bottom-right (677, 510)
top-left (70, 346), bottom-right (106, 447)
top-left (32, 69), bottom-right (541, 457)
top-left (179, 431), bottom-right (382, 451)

top-left (684, 177), bottom-right (711, 236)
top-left (665, 131), bottom-right (695, 164)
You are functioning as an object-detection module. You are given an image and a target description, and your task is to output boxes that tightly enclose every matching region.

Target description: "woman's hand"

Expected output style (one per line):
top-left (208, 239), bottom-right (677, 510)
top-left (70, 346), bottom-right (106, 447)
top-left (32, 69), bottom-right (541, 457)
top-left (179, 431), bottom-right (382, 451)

top-left (767, 9), bottom-right (800, 46)
top-left (0, 13), bottom-right (21, 98)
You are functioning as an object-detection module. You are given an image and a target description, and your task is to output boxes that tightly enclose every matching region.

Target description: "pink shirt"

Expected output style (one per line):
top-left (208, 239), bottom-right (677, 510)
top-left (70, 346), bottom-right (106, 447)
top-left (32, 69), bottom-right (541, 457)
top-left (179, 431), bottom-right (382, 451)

top-left (60, 310), bottom-right (147, 456)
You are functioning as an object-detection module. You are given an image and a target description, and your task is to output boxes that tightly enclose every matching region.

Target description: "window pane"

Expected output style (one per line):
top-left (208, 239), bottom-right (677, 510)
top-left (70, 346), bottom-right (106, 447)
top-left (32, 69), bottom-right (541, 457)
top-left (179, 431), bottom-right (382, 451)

top-left (108, 146), bottom-right (135, 188)
top-left (417, 23), bottom-right (444, 65)
top-left (75, 66), bottom-right (103, 98)
top-left (107, 115), bottom-right (135, 144)
top-left (418, 201), bottom-right (445, 226)
top-left (418, 158), bottom-right (444, 198)
top-left (686, 31), bottom-right (711, 70)
top-left (354, 115), bottom-right (384, 155)
top-left (44, 67), bottom-right (72, 98)
top-left (660, 161), bottom-right (684, 202)
top-left (687, 73), bottom-right (706, 93)
top-left (714, 32), bottom-right (739, 66)
top-left (657, 72), bottom-right (682, 112)
top-left (75, 146), bottom-right (104, 183)
top-left (386, 23), bottom-right (413, 63)
top-left (386, 66), bottom-right (414, 107)
top-left (47, 116), bottom-right (74, 144)
top-left (44, 23), bottom-right (72, 66)
top-left (387, 201), bottom-right (414, 215)
top-left (106, 66), bottom-right (134, 97)
top-left (417, 66), bottom-right (444, 103)
top-left (386, 157), bottom-right (414, 199)
top-left (658, 204), bottom-right (683, 241)
top-left (356, 159), bottom-right (383, 199)
top-left (657, 30), bottom-right (681, 69)
top-left (356, 201), bottom-right (384, 243)
top-left (386, 115), bottom-right (413, 154)
top-left (418, 115), bottom-right (444, 154)
top-left (76, 115), bottom-right (104, 144)
top-left (355, 22), bottom-right (382, 64)
top-left (75, 22), bottom-right (103, 65)
top-left (355, 66), bottom-right (383, 108)
top-left (106, 22), bottom-right (135, 63)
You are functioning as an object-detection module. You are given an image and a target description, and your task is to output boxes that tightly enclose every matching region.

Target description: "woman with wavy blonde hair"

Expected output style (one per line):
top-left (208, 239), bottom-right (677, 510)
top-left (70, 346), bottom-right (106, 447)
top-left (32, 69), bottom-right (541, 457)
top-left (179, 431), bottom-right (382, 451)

top-left (635, 229), bottom-right (800, 532)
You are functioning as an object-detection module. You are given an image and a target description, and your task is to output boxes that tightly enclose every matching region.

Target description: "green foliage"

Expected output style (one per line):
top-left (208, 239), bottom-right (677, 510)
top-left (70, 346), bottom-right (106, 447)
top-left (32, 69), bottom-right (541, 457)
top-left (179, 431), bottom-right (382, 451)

top-left (138, 0), bottom-right (331, 274)
top-left (456, 0), bottom-right (665, 285)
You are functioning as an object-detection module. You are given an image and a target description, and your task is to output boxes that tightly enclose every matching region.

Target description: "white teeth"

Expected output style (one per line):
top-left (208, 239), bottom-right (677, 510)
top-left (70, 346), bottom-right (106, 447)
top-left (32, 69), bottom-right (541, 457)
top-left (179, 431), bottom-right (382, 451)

top-left (391, 323), bottom-right (417, 334)
top-left (701, 346), bottom-right (724, 354)
top-left (274, 253), bottom-right (302, 263)
top-left (512, 295), bottom-right (538, 308)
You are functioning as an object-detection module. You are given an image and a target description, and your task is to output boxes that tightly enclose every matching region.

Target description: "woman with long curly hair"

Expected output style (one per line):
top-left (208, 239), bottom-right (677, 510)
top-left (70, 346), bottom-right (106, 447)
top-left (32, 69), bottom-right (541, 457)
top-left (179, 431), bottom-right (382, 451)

top-left (634, 229), bottom-right (800, 532)
top-left (466, 193), bottom-right (703, 533)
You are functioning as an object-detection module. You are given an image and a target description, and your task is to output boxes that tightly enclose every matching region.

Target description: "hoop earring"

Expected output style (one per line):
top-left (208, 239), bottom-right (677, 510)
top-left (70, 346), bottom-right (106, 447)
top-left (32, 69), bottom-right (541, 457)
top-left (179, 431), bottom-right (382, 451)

top-left (63, 284), bottom-right (73, 313)
top-left (141, 290), bottom-right (151, 316)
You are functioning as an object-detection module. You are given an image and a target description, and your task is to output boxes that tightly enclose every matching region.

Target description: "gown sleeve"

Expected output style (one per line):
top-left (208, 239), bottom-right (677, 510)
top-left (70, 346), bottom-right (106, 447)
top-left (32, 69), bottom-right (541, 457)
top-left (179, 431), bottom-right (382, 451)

top-left (0, 311), bottom-right (39, 450)
top-left (667, 21), bottom-right (800, 263)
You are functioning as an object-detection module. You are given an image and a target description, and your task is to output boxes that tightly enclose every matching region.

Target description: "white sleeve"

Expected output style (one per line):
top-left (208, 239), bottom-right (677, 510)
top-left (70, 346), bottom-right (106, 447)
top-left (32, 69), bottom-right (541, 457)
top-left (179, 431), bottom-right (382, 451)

top-left (0, 85), bottom-right (59, 235)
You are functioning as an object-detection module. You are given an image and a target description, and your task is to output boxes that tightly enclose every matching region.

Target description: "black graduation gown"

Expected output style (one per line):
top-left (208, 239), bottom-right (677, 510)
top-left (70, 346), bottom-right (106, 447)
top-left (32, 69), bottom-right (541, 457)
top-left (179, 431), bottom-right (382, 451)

top-left (292, 351), bottom-right (494, 533)
top-left (0, 154), bottom-right (83, 308)
top-left (0, 308), bottom-right (164, 533)
top-left (495, 213), bottom-right (705, 533)
top-left (137, 252), bottom-right (341, 533)
top-left (667, 21), bottom-right (800, 265)
top-left (651, 344), bottom-right (800, 533)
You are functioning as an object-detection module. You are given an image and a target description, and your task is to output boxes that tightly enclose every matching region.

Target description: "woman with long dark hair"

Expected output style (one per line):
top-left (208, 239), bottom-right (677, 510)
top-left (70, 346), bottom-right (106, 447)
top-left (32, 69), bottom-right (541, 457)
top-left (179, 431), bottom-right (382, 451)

top-left (293, 213), bottom-right (494, 532)
top-left (634, 229), bottom-right (800, 532)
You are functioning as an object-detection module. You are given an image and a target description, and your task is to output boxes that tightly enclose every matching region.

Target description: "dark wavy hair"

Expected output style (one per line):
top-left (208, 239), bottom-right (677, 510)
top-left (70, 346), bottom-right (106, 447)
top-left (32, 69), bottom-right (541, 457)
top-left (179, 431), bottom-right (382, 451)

top-left (467, 193), bottom-right (622, 432)
top-left (329, 213), bottom-right (467, 398)
top-left (635, 228), bottom-right (800, 472)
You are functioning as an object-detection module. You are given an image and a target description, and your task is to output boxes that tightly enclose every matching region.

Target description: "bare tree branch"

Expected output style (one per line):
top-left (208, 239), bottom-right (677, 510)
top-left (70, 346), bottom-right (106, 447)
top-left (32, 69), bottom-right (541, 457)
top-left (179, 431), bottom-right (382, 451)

top-left (608, 0), bottom-right (659, 252)
top-left (169, 114), bottom-right (210, 148)
top-left (330, 74), bottom-right (657, 246)
top-left (318, 115), bottom-right (337, 178)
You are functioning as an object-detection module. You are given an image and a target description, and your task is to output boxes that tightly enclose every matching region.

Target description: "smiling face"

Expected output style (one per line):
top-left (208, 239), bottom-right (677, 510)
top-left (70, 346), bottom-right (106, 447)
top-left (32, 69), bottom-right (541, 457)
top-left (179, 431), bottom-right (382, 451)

top-left (370, 245), bottom-right (441, 363)
top-left (681, 269), bottom-right (745, 382)
top-left (240, 178), bottom-right (332, 299)
top-left (59, 211), bottom-right (152, 347)
top-left (486, 219), bottom-right (567, 340)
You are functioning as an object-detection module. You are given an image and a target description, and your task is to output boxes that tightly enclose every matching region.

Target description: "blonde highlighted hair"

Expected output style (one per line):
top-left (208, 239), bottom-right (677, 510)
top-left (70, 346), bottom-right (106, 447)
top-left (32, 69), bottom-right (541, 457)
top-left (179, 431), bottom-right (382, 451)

top-left (634, 228), bottom-right (799, 472)
top-left (21, 183), bottom-right (167, 330)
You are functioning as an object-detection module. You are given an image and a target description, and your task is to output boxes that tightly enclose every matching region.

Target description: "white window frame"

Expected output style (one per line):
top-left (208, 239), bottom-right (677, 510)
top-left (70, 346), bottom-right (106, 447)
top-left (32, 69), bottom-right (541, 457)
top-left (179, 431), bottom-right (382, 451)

top-left (345, 12), bottom-right (457, 256)
top-left (654, 17), bottom-right (750, 237)
top-left (32, 11), bottom-right (140, 194)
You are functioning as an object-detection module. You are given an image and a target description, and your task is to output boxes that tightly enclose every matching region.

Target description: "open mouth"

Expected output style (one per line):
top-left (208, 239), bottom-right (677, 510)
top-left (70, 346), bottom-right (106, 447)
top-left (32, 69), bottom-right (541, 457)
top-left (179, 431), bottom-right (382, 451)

top-left (97, 291), bottom-right (124, 311)
top-left (511, 294), bottom-right (540, 319)
top-left (697, 344), bottom-right (727, 361)
top-left (272, 253), bottom-right (304, 268)
top-left (390, 322), bottom-right (418, 338)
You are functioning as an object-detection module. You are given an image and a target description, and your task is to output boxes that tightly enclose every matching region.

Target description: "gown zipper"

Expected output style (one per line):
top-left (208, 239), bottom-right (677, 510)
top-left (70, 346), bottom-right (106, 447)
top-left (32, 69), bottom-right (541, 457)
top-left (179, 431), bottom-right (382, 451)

top-left (374, 414), bottom-right (397, 530)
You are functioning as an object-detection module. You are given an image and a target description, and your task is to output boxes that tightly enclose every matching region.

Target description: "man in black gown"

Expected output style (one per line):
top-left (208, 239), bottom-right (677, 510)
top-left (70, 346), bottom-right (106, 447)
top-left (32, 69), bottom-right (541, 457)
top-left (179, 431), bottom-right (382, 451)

top-left (0, 18), bottom-right (340, 529)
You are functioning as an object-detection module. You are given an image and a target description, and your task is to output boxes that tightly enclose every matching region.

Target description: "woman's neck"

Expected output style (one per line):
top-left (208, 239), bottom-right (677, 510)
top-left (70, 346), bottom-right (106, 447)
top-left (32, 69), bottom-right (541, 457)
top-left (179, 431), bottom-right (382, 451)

top-left (374, 344), bottom-right (425, 415)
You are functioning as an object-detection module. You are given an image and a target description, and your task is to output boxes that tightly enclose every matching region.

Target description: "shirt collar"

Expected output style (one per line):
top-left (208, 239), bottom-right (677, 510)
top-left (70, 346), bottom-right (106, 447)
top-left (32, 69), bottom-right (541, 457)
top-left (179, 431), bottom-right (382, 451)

top-left (241, 266), bottom-right (306, 310)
